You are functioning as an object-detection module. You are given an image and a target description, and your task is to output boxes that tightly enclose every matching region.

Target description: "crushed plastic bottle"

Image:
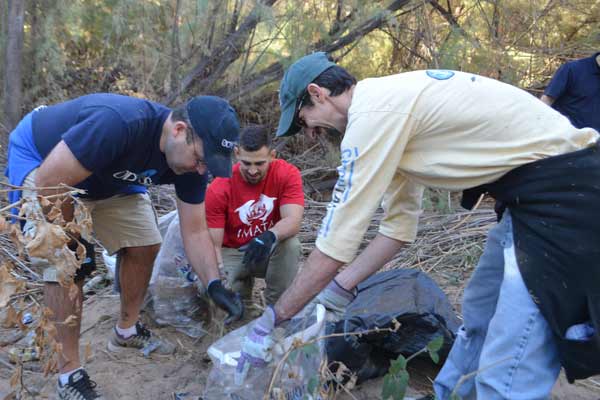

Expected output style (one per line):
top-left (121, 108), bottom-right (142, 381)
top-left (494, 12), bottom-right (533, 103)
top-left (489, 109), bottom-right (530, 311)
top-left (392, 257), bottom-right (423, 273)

top-left (8, 346), bottom-right (40, 363)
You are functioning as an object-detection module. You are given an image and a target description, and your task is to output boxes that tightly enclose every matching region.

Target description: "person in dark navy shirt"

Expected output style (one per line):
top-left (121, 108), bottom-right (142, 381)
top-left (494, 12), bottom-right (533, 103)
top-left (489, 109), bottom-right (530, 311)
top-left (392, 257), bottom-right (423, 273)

top-left (542, 52), bottom-right (600, 132)
top-left (5, 93), bottom-right (243, 399)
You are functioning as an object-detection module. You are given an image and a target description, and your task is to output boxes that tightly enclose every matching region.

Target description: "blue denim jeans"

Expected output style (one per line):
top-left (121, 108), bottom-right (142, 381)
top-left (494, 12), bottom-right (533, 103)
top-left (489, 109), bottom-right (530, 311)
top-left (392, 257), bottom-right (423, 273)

top-left (434, 211), bottom-right (561, 400)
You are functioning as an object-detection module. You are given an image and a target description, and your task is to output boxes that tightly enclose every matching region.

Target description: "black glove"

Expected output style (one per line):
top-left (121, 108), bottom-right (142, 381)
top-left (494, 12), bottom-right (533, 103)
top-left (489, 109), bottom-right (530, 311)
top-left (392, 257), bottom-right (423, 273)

top-left (207, 279), bottom-right (244, 324)
top-left (242, 231), bottom-right (277, 273)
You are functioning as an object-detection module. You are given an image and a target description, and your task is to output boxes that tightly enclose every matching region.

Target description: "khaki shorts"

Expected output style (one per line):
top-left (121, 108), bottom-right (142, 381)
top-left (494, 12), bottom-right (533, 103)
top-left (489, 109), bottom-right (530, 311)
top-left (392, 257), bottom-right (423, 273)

top-left (22, 169), bottom-right (162, 281)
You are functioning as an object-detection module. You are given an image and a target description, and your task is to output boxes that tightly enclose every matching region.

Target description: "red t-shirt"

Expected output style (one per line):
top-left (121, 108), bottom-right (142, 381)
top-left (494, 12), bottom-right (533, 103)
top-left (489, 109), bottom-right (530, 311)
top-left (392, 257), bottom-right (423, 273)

top-left (206, 159), bottom-right (304, 248)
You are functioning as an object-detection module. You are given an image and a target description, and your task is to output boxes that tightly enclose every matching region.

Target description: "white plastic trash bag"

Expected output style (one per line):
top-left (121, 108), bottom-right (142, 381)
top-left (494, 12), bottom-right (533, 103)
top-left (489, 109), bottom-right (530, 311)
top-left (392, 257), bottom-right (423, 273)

top-left (149, 211), bottom-right (208, 338)
top-left (204, 305), bottom-right (327, 400)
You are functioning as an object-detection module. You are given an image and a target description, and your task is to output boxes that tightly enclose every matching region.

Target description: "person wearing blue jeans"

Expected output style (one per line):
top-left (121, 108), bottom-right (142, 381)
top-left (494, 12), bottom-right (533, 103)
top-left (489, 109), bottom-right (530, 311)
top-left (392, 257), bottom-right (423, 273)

top-left (236, 52), bottom-right (600, 398)
top-left (433, 211), bottom-right (560, 399)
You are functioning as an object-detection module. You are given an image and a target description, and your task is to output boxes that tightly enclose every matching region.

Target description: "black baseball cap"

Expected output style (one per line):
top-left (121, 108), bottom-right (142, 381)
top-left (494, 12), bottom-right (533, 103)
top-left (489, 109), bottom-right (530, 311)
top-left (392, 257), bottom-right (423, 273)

top-left (186, 96), bottom-right (240, 177)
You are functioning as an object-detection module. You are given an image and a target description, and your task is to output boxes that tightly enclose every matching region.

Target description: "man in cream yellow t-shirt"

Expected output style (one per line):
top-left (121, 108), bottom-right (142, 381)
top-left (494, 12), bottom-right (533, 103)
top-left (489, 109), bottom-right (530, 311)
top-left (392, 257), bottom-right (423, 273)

top-left (236, 53), bottom-right (600, 398)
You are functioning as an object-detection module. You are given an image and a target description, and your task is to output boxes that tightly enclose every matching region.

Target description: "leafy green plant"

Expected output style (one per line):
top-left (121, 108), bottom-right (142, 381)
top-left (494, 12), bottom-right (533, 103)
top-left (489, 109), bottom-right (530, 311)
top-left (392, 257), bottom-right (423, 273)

top-left (422, 189), bottom-right (453, 214)
top-left (382, 355), bottom-right (410, 400)
top-left (381, 335), bottom-right (444, 400)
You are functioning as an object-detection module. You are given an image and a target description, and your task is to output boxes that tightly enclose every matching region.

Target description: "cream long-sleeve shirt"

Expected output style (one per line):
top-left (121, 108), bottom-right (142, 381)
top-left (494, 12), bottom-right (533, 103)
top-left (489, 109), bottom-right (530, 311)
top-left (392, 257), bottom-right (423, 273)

top-left (316, 70), bottom-right (599, 263)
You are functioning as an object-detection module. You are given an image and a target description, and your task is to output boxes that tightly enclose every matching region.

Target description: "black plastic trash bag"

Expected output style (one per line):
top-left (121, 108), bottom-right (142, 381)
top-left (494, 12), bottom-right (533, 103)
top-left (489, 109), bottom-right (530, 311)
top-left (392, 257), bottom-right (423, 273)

top-left (325, 269), bottom-right (460, 383)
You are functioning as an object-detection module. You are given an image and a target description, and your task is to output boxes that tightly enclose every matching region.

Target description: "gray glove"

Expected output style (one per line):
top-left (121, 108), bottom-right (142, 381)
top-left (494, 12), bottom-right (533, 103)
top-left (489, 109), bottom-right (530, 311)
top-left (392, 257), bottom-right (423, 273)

top-left (303, 279), bottom-right (356, 322)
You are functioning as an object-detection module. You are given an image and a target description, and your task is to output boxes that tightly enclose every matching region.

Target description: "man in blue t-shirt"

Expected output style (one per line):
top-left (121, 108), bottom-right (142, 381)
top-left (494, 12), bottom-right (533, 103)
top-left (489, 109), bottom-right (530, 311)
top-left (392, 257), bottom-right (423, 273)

top-left (541, 52), bottom-right (600, 131)
top-left (5, 94), bottom-right (244, 399)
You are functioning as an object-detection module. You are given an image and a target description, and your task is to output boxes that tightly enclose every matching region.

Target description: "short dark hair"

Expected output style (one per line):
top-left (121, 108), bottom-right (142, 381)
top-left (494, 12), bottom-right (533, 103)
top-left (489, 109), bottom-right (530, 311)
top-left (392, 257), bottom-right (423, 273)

top-left (303, 65), bottom-right (357, 107)
top-left (170, 105), bottom-right (194, 144)
top-left (239, 125), bottom-right (272, 152)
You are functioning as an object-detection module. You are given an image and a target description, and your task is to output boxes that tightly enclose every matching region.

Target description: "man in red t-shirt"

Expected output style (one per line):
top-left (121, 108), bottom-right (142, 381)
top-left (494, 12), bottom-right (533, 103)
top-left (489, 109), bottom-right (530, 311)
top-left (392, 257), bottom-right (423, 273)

top-left (206, 126), bottom-right (304, 305)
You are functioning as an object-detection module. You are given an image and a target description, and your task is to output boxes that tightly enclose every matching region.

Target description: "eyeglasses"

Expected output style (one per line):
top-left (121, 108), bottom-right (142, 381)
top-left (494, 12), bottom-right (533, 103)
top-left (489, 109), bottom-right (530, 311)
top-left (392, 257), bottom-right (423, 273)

top-left (294, 90), bottom-right (310, 128)
top-left (189, 127), bottom-right (207, 170)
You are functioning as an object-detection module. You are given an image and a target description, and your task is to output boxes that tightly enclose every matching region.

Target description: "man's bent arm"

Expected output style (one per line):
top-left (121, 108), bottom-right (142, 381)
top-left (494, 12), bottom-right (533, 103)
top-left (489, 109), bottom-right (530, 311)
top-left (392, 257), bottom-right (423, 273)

top-left (274, 248), bottom-right (342, 322)
top-left (35, 140), bottom-right (92, 220)
top-left (273, 233), bottom-right (407, 322)
top-left (335, 233), bottom-right (407, 290)
top-left (270, 204), bottom-right (303, 241)
top-left (177, 199), bottom-right (220, 286)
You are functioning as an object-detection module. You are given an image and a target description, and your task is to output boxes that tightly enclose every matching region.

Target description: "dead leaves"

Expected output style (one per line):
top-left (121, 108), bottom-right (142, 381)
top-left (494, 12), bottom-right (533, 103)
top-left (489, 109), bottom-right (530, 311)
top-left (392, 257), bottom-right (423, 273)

top-left (16, 196), bottom-right (93, 286)
top-left (0, 263), bottom-right (25, 308)
top-left (22, 221), bottom-right (80, 286)
top-left (0, 217), bottom-right (10, 234)
top-left (9, 365), bottom-right (22, 389)
top-left (0, 187), bottom-right (90, 388)
top-left (60, 314), bottom-right (79, 328)
top-left (0, 264), bottom-right (18, 308)
top-left (84, 341), bottom-right (93, 363)
top-left (2, 305), bottom-right (20, 328)
top-left (43, 357), bottom-right (58, 377)
top-left (71, 200), bottom-right (93, 241)
top-left (25, 221), bottom-right (69, 258)
top-left (8, 223), bottom-right (25, 257)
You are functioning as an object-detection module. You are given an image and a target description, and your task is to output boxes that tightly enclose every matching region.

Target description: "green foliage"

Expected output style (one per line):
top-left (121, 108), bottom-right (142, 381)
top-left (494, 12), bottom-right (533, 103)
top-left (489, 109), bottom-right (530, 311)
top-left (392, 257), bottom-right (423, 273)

top-left (381, 336), bottom-right (444, 400)
top-left (427, 335), bottom-right (444, 364)
top-left (382, 355), bottom-right (409, 400)
top-left (2, 0), bottom-right (600, 124)
top-left (422, 189), bottom-right (453, 214)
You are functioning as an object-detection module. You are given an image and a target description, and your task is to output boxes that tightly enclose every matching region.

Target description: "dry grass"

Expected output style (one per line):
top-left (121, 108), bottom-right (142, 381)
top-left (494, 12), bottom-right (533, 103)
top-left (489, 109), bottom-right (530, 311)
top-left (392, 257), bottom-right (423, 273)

top-left (298, 197), bottom-right (496, 312)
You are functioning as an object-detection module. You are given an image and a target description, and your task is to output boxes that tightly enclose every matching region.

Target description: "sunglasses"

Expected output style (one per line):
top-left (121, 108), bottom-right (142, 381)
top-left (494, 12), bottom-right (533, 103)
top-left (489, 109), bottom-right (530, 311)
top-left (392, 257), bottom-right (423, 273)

top-left (294, 90), bottom-right (310, 128)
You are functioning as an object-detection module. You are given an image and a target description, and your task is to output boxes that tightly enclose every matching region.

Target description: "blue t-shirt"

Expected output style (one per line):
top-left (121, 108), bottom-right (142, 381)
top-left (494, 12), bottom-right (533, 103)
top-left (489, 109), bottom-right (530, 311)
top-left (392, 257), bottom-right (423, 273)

top-left (544, 53), bottom-right (600, 132)
top-left (29, 93), bottom-right (206, 203)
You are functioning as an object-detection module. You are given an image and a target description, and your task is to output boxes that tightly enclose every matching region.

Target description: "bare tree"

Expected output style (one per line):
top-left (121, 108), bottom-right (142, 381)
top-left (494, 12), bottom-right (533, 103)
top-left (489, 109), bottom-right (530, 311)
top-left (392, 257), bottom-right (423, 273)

top-left (164, 0), bottom-right (279, 104)
top-left (170, 0), bottom-right (182, 93)
top-left (225, 0), bottom-right (414, 100)
top-left (3, 0), bottom-right (25, 131)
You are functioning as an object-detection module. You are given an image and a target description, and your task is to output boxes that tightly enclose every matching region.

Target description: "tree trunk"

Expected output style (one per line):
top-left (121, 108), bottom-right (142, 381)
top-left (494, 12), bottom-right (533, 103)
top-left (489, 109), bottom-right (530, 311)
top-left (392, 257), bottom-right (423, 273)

top-left (27, 0), bottom-right (42, 100)
top-left (170, 0), bottom-right (182, 93)
top-left (229, 0), bottom-right (241, 34)
top-left (3, 0), bottom-right (25, 131)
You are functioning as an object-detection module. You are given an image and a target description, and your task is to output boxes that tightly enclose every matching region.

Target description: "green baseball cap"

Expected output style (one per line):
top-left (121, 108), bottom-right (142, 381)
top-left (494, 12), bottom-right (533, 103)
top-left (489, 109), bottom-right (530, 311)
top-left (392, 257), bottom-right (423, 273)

top-left (276, 52), bottom-right (336, 137)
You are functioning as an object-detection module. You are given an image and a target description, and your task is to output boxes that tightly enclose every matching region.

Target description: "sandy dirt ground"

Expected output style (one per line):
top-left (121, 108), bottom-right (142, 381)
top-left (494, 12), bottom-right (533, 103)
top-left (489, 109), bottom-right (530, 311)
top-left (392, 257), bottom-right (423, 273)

top-left (1, 281), bottom-right (599, 400)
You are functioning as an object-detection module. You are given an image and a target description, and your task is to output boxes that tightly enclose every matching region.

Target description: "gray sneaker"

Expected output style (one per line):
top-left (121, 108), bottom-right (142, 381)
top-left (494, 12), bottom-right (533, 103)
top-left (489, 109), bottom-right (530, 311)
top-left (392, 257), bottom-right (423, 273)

top-left (107, 322), bottom-right (175, 356)
top-left (57, 369), bottom-right (102, 400)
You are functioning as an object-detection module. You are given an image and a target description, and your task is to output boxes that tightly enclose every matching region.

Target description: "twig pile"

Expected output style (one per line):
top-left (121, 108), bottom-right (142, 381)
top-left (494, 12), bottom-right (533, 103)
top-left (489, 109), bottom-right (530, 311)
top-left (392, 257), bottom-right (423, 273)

top-left (299, 198), bottom-right (497, 309)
